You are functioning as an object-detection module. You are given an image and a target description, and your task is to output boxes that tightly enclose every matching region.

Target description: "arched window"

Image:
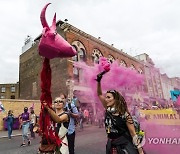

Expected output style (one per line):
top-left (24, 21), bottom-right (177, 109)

top-left (71, 41), bottom-right (86, 81)
top-left (92, 49), bottom-right (103, 64)
top-left (72, 41), bottom-right (86, 62)
top-left (138, 68), bottom-right (143, 74)
top-left (79, 48), bottom-right (86, 61)
top-left (107, 55), bottom-right (115, 63)
top-left (130, 64), bottom-right (136, 70)
top-left (120, 60), bottom-right (127, 67)
top-left (72, 45), bottom-right (78, 61)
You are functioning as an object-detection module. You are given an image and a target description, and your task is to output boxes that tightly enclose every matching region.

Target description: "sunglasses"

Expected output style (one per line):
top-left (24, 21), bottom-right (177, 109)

top-left (107, 90), bottom-right (117, 94)
top-left (54, 100), bottom-right (64, 104)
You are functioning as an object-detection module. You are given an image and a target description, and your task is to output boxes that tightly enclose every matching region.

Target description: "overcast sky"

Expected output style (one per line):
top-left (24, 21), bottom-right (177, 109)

top-left (0, 0), bottom-right (180, 83)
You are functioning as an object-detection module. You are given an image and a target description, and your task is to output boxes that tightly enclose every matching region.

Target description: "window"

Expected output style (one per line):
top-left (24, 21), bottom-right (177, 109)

top-left (72, 45), bottom-right (78, 61)
top-left (130, 64), bottom-right (136, 70)
top-left (79, 48), bottom-right (86, 61)
top-left (72, 54), bottom-right (78, 61)
top-left (138, 68), bottom-right (143, 74)
top-left (120, 60), bottom-right (127, 67)
top-left (11, 86), bottom-right (16, 92)
top-left (11, 95), bottom-right (15, 99)
top-left (1, 87), bottom-right (5, 93)
top-left (0, 95), bottom-right (5, 99)
top-left (72, 41), bottom-right (86, 62)
top-left (107, 55), bottom-right (115, 63)
top-left (92, 49), bottom-right (103, 64)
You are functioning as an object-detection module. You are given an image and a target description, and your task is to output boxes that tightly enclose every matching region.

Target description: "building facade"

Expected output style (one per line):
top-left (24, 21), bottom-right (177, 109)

top-left (160, 73), bottom-right (174, 100)
top-left (171, 77), bottom-right (180, 90)
top-left (134, 53), bottom-right (164, 102)
top-left (19, 20), bottom-right (145, 101)
top-left (0, 83), bottom-right (19, 99)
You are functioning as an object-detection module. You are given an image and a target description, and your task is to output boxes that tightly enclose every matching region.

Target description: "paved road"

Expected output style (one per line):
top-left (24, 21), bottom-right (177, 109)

top-left (0, 126), bottom-right (107, 154)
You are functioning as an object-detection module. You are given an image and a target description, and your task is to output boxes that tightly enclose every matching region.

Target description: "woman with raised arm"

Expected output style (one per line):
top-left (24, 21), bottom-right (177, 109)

top-left (96, 73), bottom-right (144, 154)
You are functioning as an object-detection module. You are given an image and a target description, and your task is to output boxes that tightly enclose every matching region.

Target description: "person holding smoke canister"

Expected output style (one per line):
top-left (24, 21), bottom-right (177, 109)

top-left (96, 72), bottom-right (144, 154)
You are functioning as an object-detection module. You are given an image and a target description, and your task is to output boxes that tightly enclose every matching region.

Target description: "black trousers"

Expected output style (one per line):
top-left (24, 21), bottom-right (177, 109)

top-left (67, 131), bottom-right (75, 154)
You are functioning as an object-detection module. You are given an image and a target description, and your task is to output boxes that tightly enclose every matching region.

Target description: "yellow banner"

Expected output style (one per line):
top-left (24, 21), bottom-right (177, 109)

top-left (140, 109), bottom-right (180, 125)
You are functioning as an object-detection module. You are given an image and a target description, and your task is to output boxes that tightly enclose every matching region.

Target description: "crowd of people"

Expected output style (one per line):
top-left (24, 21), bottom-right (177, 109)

top-left (5, 92), bottom-right (82, 154)
top-left (5, 79), bottom-right (179, 154)
top-left (5, 89), bottom-right (179, 154)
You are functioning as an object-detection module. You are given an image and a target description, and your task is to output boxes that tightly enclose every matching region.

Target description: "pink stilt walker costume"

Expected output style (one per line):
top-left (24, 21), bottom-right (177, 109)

top-left (38, 3), bottom-right (76, 153)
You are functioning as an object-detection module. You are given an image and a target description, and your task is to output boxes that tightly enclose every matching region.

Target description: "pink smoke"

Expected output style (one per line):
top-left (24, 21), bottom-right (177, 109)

top-left (73, 57), bottom-right (145, 104)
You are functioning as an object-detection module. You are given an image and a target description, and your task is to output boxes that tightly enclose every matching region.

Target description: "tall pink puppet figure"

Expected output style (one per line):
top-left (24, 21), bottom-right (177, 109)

top-left (38, 3), bottom-right (76, 153)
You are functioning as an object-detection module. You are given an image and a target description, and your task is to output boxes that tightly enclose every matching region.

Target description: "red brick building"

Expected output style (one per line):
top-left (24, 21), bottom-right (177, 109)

top-left (19, 20), bottom-right (145, 101)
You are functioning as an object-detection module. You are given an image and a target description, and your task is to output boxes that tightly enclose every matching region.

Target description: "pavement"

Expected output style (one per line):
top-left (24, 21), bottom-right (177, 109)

top-left (0, 125), bottom-right (107, 154)
top-left (0, 123), bottom-right (93, 139)
top-left (0, 129), bottom-right (24, 138)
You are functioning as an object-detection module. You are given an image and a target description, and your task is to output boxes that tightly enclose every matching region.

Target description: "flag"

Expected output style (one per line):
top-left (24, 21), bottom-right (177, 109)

top-left (0, 101), bottom-right (5, 112)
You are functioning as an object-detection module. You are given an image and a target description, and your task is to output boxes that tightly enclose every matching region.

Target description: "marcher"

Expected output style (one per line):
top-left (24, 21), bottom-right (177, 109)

top-left (43, 97), bottom-right (69, 154)
top-left (79, 108), bottom-right (84, 131)
top-left (83, 109), bottom-right (89, 124)
top-left (29, 107), bottom-right (36, 139)
top-left (96, 72), bottom-right (144, 154)
top-left (19, 107), bottom-right (31, 147)
top-left (60, 93), bottom-right (79, 154)
top-left (6, 110), bottom-right (14, 139)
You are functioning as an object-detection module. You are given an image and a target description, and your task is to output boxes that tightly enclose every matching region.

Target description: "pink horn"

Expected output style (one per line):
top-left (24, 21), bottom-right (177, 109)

top-left (51, 13), bottom-right (56, 31)
top-left (40, 3), bottom-right (51, 29)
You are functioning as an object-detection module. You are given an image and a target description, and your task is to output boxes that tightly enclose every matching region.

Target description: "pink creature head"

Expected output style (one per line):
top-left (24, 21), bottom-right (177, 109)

top-left (38, 3), bottom-right (77, 59)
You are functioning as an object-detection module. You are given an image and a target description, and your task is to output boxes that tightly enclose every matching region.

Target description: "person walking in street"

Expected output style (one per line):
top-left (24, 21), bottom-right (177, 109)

top-left (29, 107), bottom-right (36, 139)
top-left (83, 109), bottom-right (89, 124)
top-left (6, 110), bottom-right (14, 139)
top-left (79, 108), bottom-right (84, 131)
top-left (19, 107), bottom-right (31, 147)
top-left (60, 93), bottom-right (79, 154)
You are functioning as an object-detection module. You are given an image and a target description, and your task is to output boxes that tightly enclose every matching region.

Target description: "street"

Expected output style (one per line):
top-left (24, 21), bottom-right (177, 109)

top-left (0, 126), bottom-right (107, 154)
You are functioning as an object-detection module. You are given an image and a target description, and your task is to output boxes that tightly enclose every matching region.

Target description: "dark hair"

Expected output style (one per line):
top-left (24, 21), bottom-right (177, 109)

top-left (106, 90), bottom-right (129, 115)
top-left (24, 107), bottom-right (28, 112)
top-left (60, 93), bottom-right (67, 99)
top-left (31, 109), bottom-right (34, 114)
top-left (8, 110), bottom-right (12, 115)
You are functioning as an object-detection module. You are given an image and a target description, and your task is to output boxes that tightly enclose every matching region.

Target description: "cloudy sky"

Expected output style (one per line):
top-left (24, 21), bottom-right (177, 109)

top-left (0, 0), bottom-right (180, 83)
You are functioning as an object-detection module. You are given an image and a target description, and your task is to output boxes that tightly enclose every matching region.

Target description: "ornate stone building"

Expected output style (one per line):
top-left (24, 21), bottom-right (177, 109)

top-left (19, 20), bottom-right (145, 101)
top-left (135, 53), bottom-right (165, 105)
